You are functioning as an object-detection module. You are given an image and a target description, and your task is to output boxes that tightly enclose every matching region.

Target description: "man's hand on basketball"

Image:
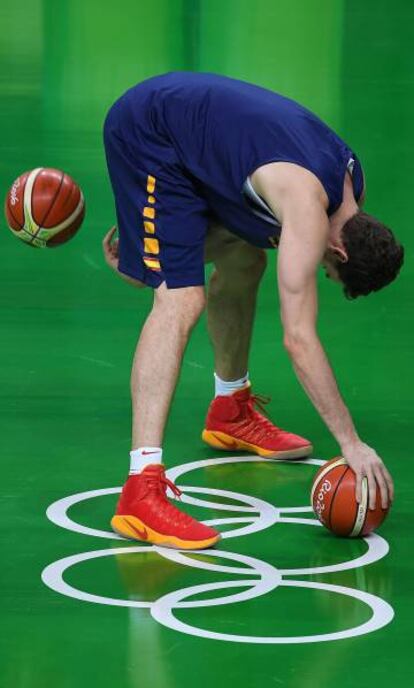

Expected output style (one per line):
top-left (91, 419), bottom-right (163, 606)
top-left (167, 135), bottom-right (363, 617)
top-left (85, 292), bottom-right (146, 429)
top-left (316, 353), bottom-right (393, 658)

top-left (341, 440), bottom-right (394, 510)
top-left (102, 226), bottom-right (119, 271)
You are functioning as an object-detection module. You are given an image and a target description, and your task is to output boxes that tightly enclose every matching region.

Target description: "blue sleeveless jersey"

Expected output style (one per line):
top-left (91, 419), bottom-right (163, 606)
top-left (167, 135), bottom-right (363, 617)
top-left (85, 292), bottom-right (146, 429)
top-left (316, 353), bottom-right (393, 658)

top-left (104, 72), bottom-right (364, 287)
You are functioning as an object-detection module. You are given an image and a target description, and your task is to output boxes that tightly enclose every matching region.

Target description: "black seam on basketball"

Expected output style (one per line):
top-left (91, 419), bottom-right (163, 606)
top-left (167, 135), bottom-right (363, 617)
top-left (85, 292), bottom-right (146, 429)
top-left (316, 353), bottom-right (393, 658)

top-left (21, 228), bottom-right (35, 238)
top-left (34, 170), bottom-right (65, 232)
top-left (327, 466), bottom-right (350, 531)
top-left (6, 197), bottom-right (23, 229)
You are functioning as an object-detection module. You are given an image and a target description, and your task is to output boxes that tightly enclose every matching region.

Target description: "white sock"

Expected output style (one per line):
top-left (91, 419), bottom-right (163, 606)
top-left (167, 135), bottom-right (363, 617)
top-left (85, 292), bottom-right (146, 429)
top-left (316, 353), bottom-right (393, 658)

top-left (129, 447), bottom-right (163, 475)
top-left (214, 371), bottom-right (249, 397)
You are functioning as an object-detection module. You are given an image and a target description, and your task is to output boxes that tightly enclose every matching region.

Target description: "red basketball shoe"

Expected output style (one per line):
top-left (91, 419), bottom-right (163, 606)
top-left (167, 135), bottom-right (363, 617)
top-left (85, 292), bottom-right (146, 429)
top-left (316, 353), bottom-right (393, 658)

top-left (111, 464), bottom-right (220, 550)
top-left (202, 384), bottom-right (312, 459)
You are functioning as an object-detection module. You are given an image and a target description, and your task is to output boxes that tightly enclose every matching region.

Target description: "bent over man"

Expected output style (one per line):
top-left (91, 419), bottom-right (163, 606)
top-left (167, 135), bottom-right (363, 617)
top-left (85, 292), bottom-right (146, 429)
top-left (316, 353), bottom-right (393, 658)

top-left (103, 72), bottom-right (402, 549)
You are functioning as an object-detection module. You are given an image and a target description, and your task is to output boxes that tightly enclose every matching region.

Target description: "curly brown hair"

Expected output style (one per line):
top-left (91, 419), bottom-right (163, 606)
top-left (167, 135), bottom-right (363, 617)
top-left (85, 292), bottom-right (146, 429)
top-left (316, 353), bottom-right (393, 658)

top-left (337, 212), bottom-right (404, 299)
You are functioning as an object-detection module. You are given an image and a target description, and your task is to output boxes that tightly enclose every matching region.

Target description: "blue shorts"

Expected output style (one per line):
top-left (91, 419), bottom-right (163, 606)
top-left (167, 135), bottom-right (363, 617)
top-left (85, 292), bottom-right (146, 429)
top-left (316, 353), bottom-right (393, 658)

top-left (103, 97), bottom-right (210, 289)
top-left (104, 74), bottom-right (364, 289)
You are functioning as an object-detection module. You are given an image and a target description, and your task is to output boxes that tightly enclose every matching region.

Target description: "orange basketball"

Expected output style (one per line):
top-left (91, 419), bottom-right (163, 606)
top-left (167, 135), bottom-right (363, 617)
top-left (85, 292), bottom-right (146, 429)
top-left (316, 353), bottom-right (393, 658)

top-left (4, 167), bottom-right (85, 248)
top-left (311, 457), bottom-right (389, 537)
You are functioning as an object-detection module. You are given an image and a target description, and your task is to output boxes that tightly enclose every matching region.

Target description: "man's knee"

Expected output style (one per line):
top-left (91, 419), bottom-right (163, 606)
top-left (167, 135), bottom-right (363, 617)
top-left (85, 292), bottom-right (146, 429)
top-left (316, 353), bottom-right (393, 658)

top-left (153, 282), bottom-right (206, 328)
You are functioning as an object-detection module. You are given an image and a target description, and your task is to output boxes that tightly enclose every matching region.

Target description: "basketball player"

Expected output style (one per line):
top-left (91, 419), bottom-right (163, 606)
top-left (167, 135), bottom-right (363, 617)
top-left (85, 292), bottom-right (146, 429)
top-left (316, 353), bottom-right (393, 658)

top-left (103, 72), bottom-right (402, 549)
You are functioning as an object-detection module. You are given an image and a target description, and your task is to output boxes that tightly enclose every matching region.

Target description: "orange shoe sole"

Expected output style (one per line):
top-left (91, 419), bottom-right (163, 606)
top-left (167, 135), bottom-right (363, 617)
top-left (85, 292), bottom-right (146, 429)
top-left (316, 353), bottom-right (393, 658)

top-left (202, 429), bottom-right (313, 459)
top-left (111, 514), bottom-right (220, 550)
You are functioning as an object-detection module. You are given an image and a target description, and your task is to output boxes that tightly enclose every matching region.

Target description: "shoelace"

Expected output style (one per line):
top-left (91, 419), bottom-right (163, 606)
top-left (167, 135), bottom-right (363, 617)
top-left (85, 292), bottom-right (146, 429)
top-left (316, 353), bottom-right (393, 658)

top-left (144, 472), bottom-right (182, 498)
top-left (250, 393), bottom-right (272, 416)
top-left (161, 475), bottom-right (182, 499)
top-left (144, 472), bottom-right (196, 528)
top-left (237, 393), bottom-right (286, 443)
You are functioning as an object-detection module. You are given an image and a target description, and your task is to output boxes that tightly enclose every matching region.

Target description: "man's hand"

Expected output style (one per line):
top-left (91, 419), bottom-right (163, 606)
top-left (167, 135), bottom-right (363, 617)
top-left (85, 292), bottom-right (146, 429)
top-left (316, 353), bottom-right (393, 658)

top-left (341, 440), bottom-right (394, 510)
top-left (102, 226), bottom-right (119, 271)
top-left (102, 226), bottom-right (146, 288)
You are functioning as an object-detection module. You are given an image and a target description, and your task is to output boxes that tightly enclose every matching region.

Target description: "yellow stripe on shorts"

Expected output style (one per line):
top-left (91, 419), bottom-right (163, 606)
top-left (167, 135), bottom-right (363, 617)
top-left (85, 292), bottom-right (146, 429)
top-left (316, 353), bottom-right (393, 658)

top-left (147, 175), bottom-right (156, 194)
top-left (143, 207), bottom-right (155, 219)
top-left (144, 257), bottom-right (161, 270)
top-left (144, 238), bottom-right (159, 255)
top-left (143, 221), bottom-right (155, 234)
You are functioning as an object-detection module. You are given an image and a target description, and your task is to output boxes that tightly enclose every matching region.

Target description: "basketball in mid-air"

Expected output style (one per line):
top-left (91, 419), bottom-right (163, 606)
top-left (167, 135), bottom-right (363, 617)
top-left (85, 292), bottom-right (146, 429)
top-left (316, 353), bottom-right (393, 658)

top-left (4, 167), bottom-right (85, 248)
top-left (311, 457), bottom-right (389, 537)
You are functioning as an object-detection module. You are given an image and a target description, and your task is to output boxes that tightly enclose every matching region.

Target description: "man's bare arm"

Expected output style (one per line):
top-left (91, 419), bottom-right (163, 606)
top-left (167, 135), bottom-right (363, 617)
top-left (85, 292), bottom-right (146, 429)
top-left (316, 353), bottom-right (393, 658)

top-left (278, 204), bottom-right (361, 447)
top-left (256, 168), bottom-right (393, 508)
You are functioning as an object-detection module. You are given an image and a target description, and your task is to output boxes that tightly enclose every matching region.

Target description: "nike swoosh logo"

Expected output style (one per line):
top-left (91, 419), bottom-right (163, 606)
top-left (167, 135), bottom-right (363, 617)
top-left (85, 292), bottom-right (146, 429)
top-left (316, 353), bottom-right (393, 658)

top-left (212, 433), bottom-right (239, 449)
top-left (141, 450), bottom-right (159, 456)
top-left (124, 518), bottom-right (148, 541)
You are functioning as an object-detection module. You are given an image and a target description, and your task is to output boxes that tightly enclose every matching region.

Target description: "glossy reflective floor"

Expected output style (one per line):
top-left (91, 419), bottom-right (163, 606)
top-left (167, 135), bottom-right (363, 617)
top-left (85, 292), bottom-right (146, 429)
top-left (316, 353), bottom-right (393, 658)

top-left (1, 1), bottom-right (413, 686)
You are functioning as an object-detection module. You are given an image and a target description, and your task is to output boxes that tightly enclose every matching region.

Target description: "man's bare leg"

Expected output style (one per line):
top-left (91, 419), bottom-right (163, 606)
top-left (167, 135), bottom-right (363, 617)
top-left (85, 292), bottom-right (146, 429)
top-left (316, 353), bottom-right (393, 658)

top-left (131, 282), bottom-right (205, 447)
top-left (203, 224), bottom-right (312, 459)
top-left (205, 226), bottom-right (267, 380)
top-left (113, 280), bottom-right (220, 549)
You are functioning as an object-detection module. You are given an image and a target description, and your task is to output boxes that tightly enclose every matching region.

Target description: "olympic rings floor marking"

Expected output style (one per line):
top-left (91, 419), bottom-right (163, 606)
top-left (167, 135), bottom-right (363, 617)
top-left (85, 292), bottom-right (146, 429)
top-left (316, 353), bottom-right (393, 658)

top-left (150, 577), bottom-right (394, 644)
top-left (42, 454), bottom-right (394, 644)
top-left (42, 547), bottom-right (281, 609)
